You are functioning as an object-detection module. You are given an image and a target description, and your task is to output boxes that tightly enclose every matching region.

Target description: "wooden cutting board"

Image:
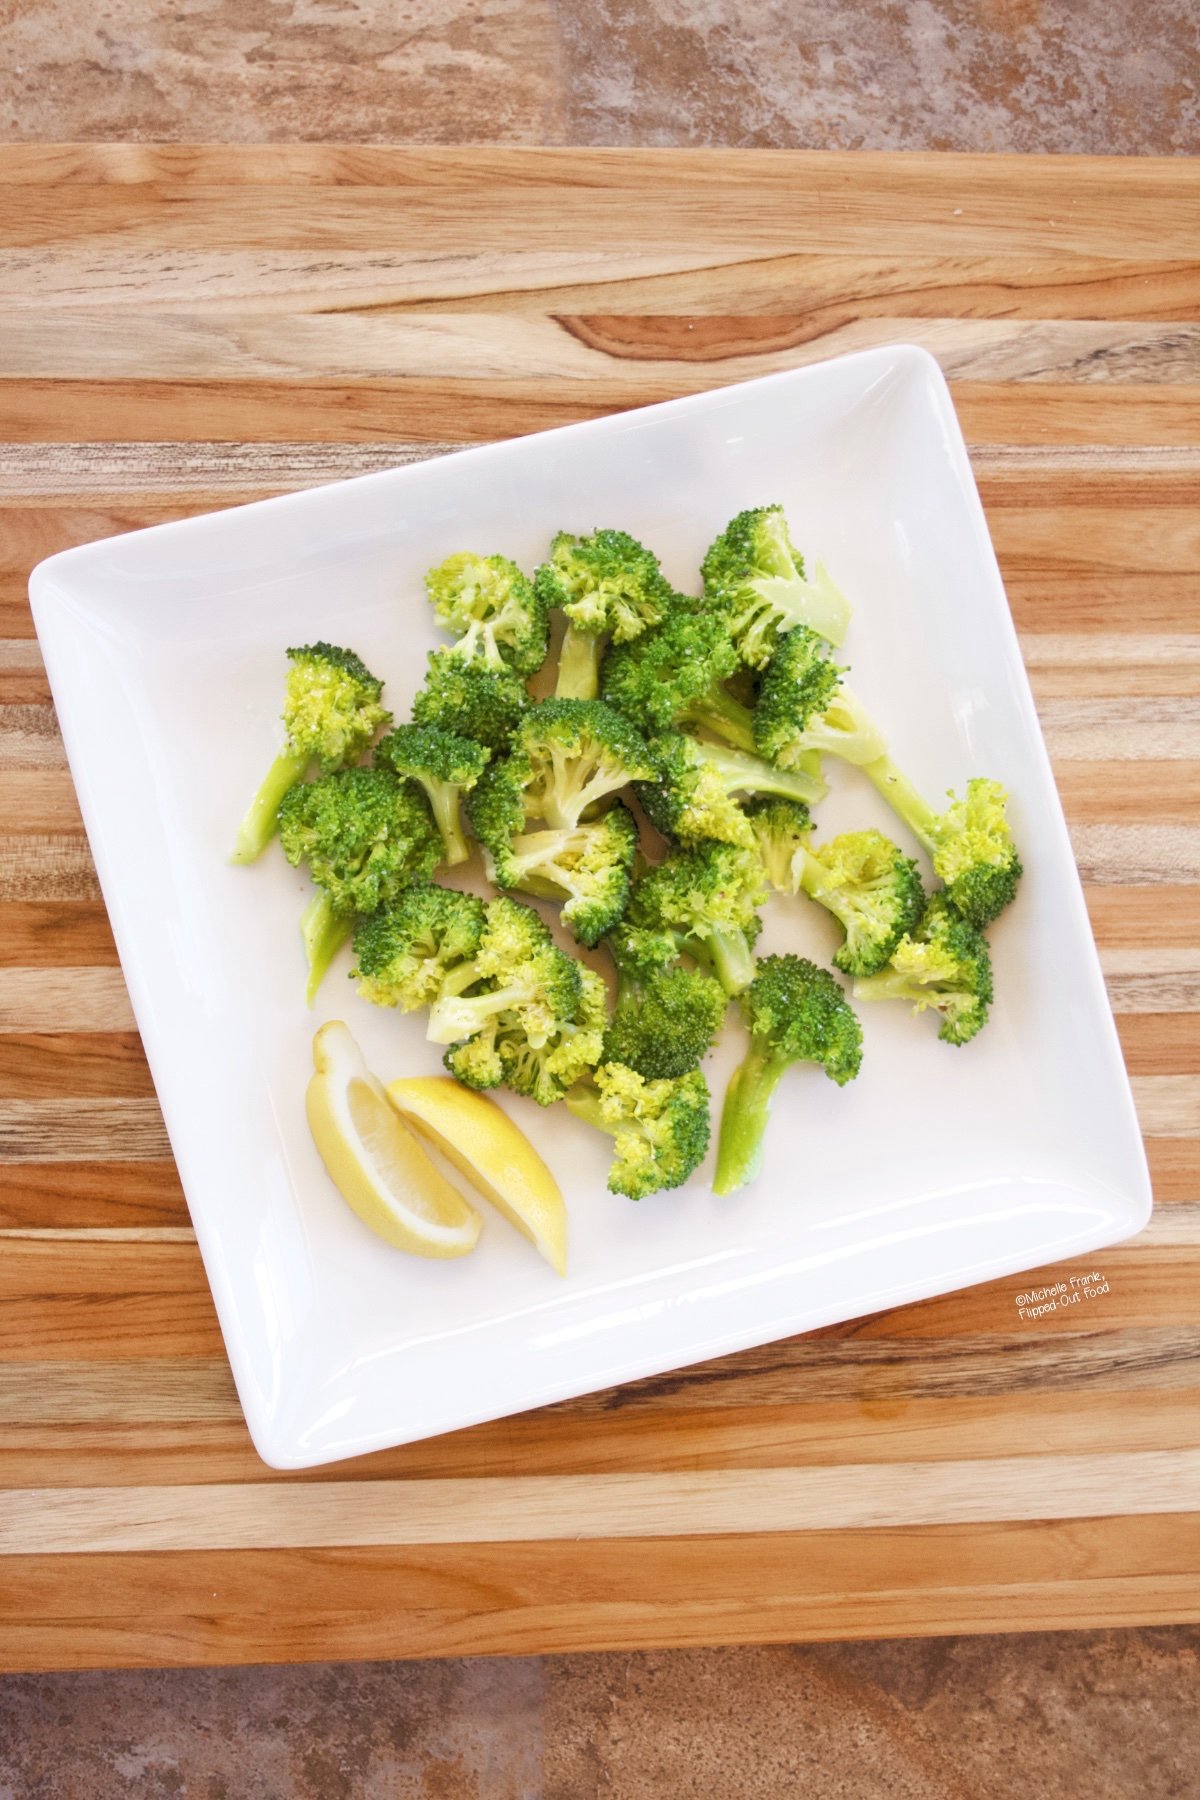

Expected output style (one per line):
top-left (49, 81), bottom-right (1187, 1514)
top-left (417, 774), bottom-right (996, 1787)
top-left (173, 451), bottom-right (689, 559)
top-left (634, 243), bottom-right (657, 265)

top-left (1, 146), bottom-right (1198, 1673)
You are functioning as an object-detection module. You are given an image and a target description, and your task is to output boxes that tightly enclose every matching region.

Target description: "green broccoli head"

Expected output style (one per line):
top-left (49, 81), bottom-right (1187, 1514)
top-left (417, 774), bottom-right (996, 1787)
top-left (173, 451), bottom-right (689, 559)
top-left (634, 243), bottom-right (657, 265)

top-left (351, 883), bottom-right (487, 1011)
top-left (536, 528), bottom-right (672, 642)
top-left (701, 506), bottom-right (852, 666)
top-left (233, 641), bottom-right (393, 864)
top-left (603, 962), bottom-right (727, 1080)
top-left (713, 953), bottom-right (863, 1195)
top-left (425, 551), bottom-right (549, 676)
top-left (376, 722), bottom-right (490, 867)
top-left (567, 1062), bottom-right (712, 1200)
top-left (638, 732), bottom-right (826, 849)
top-left (412, 651), bottom-right (529, 753)
top-left (863, 763), bottom-right (1022, 930)
top-left (926, 779), bottom-right (1023, 929)
top-left (489, 804), bottom-right (639, 948)
top-left (500, 965), bottom-right (609, 1106)
top-left (443, 1020), bottom-right (505, 1091)
top-left (745, 795), bottom-right (813, 892)
top-left (853, 891), bottom-right (993, 1045)
top-left (282, 642), bottom-right (391, 769)
top-left (754, 627), bottom-right (886, 770)
top-left (799, 830), bottom-right (926, 977)
top-left (427, 894), bottom-right (582, 1055)
top-left (600, 604), bottom-right (751, 746)
top-left (507, 698), bottom-right (655, 831)
top-left (277, 766), bottom-right (440, 916)
top-left (638, 733), bottom-right (756, 849)
top-left (626, 842), bottom-right (766, 995)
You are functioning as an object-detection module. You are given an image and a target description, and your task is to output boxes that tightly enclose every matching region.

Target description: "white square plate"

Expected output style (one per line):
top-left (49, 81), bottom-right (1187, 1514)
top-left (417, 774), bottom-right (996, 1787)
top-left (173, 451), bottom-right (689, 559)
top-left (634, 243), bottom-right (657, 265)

top-left (31, 347), bottom-right (1151, 1469)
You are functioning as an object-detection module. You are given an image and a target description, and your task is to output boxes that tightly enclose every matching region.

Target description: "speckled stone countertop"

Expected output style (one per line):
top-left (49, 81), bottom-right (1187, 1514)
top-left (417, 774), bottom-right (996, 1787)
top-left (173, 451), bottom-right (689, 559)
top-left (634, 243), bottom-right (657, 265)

top-left (2, 2), bottom-right (1197, 1794)
top-left (2, 0), bottom-right (1197, 152)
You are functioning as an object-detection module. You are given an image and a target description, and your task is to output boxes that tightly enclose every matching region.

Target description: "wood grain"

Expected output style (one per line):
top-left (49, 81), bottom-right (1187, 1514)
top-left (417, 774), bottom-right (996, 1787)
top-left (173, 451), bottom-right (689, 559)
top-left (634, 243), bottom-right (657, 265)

top-left (1, 146), bottom-right (1198, 1673)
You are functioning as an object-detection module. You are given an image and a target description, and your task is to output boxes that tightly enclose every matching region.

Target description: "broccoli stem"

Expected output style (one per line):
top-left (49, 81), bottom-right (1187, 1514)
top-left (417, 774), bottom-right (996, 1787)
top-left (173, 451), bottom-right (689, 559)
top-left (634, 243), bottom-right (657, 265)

top-left (701, 741), bottom-right (828, 809)
top-left (712, 1041), bottom-right (787, 1194)
top-left (423, 781), bottom-right (470, 867)
top-left (563, 1085), bottom-right (612, 1134)
top-left (851, 969), bottom-right (914, 1004)
top-left (861, 755), bottom-right (937, 849)
top-left (301, 890), bottom-right (353, 1006)
top-left (687, 927), bottom-right (755, 997)
top-left (426, 983), bottom-right (528, 1045)
top-left (555, 624), bottom-right (602, 701)
top-left (232, 746), bottom-right (311, 864)
top-left (680, 688), bottom-right (756, 753)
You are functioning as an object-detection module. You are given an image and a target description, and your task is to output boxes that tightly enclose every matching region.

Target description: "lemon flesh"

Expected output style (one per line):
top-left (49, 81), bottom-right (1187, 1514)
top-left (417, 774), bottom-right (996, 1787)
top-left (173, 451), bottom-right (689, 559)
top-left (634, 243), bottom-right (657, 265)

top-left (387, 1076), bottom-right (568, 1276)
top-left (307, 1023), bottom-right (481, 1258)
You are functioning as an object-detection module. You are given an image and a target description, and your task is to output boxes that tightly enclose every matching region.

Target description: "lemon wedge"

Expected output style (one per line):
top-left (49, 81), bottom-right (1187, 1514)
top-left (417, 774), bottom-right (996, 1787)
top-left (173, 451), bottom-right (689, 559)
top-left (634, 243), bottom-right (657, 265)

top-left (387, 1076), bottom-right (568, 1276)
top-left (307, 1023), bottom-right (481, 1258)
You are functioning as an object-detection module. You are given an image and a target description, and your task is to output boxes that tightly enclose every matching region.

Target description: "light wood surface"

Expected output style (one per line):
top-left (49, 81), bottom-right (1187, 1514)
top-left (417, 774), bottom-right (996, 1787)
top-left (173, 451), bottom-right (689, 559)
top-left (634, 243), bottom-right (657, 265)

top-left (0, 146), bottom-right (1198, 1672)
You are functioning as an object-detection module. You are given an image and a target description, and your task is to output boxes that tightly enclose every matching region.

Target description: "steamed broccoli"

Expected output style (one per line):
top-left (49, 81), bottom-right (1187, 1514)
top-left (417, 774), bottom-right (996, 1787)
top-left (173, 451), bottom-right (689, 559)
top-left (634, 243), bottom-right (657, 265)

top-left (601, 604), bottom-right (757, 751)
top-left (500, 965), bottom-right (609, 1106)
top-left (622, 842), bottom-right (767, 996)
top-left (376, 723), bottom-right (489, 867)
top-left (753, 626), bottom-right (887, 770)
top-left (427, 895), bottom-right (582, 1070)
top-left (412, 651), bottom-right (529, 753)
top-left (232, 642), bottom-right (390, 863)
top-left (861, 764), bottom-right (1022, 928)
top-left (473, 786), bottom-right (639, 947)
top-left (351, 884), bottom-right (487, 1011)
top-left (278, 767), bottom-right (441, 1002)
top-left (425, 551), bottom-right (548, 676)
top-left (603, 959), bottom-right (727, 1080)
top-left (638, 731), bottom-right (829, 849)
top-left (852, 892), bottom-right (994, 1044)
top-left (747, 801), bottom-right (925, 977)
top-left (566, 1062), bottom-right (712, 1199)
top-left (713, 954), bottom-right (863, 1195)
top-left (701, 505), bottom-right (852, 665)
top-left (534, 528), bottom-right (673, 700)
top-left (476, 698), bottom-right (654, 833)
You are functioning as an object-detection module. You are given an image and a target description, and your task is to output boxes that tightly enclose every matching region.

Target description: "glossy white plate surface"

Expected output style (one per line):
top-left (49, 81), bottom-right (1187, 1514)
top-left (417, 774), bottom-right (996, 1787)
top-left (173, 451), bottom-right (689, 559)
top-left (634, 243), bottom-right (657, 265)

top-left (30, 346), bottom-right (1151, 1468)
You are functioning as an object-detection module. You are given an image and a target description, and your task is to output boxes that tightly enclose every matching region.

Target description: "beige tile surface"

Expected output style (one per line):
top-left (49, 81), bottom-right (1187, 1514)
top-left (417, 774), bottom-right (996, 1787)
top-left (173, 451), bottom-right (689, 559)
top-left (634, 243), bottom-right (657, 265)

top-left (1, 1631), bottom-right (1199, 1797)
top-left (0, 0), bottom-right (1196, 150)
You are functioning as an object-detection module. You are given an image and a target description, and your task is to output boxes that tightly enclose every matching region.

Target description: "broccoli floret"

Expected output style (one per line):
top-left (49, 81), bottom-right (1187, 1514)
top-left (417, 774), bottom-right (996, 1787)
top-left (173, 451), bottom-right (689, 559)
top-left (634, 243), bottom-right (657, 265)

top-left (428, 895), bottom-right (582, 1058)
top-left (714, 954), bottom-right (863, 1195)
top-left (566, 1063), bottom-right (711, 1199)
top-left (278, 767), bottom-right (441, 1002)
top-left (753, 627), bottom-right (887, 770)
top-left (638, 731), bottom-right (829, 849)
top-left (801, 831), bottom-right (926, 977)
top-left (476, 794), bottom-right (639, 948)
top-left (484, 698), bottom-right (655, 832)
top-left (412, 651), bottom-right (529, 753)
top-left (376, 723), bottom-right (489, 868)
top-left (601, 604), bottom-right (757, 751)
top-left (232, 642), bottom-right (390, 863)
top-left (500, 966), bottom-right (609, 1106)
top-left (278, 766), bottom-right (440, 917)
top-left (351, 883), bottom-right (487, 1011)
top-left (603, 959), bottom-right (727, 1080)
top-left (701, 506), bottom-right (851, 666)
top-left (853, 892), bottom-right (994, 1045)
top-left (425, 551), bottom-right (548, 676)
top-left (625, 842), bottom-right (767, 996)
top-left (861, 765), bottom-right (1022, 928)
top-left (747, 802), bottom-right (925, 978)
top-left (744, 794), bottom-right (813, 891)
top-left (535, 528), bottom-right (673, 700)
